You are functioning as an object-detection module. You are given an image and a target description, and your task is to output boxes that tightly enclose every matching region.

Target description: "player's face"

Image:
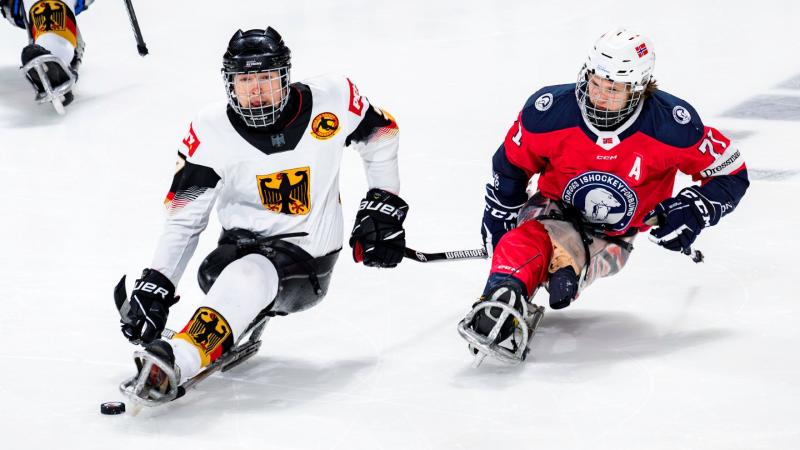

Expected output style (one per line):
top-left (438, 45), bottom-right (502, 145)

top-left (233, 71), bottom-right (284, 108)
top-left (587, 74), bottom-right (631, 112)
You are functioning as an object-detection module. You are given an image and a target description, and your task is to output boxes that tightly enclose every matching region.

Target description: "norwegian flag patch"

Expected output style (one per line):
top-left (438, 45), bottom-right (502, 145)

top-left (635, 43), bottom-right (649, 58)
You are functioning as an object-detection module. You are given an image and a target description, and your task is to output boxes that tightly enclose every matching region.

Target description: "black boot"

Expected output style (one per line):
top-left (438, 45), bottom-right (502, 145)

top-left (137, 339), bottom-right (178, 393)
top-left (470, 275), bottom-right (528, 344)
top-left (20, 44), bottom-right (75, 106)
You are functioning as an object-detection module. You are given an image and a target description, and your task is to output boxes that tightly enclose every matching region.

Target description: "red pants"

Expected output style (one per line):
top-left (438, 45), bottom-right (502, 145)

top-left (491, 220), bottom-right (553, 296)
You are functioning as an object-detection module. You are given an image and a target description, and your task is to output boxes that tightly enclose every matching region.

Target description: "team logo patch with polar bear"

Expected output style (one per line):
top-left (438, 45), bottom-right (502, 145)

top-left (561, 171), bottom-right (638, 232)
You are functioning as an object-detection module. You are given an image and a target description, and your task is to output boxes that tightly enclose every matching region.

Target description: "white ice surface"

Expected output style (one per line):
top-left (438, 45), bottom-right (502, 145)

top-left (1, 1), bottom-right (799, 449)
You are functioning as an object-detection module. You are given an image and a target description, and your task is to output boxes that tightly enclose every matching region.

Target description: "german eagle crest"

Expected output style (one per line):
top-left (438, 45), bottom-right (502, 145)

top-left (257, 166), bottom-right (311, 215)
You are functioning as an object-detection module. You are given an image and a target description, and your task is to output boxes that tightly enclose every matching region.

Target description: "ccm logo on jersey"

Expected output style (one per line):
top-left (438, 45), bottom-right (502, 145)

top-left (359, 200), bottom-right (406, 220)
top-left (347, 78), bottom-right (364, 115)
top-left (133, 281), bottom-right (170, 299)
top-left (182, 123), bottom-right (201, 156)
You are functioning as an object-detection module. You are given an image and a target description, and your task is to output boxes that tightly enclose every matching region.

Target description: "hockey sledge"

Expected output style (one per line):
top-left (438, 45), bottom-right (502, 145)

top-left (20, 54), bottom-right (76, 115)
top-left (457, 299), bottom-right (545, 367)
top-left (119, 316), bottom-right (270, 407)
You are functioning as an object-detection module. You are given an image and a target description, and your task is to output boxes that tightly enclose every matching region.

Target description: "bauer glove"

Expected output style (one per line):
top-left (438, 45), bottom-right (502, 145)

top-left (114, 269), bottom-right (178, 344)
top-left (645, 187), bottom-right (719, 253)
top-left (349, 188), bottom-right (408, 268)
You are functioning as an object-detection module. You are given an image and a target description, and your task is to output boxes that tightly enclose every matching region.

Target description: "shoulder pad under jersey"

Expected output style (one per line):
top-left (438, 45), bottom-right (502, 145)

top-left (519, 83), bottom-right (583, 134)
top-left (638, 90), bottom-right (705, 148)
top-left (303, 73), bottom-right (346, 93)
top-left (179, 101), bottom-right (228, 165)
top-left (303, 74), bottom-right (359, 110)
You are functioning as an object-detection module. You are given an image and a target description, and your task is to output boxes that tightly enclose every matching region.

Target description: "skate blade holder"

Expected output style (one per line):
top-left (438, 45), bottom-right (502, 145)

top-left (221, 339), bottom-right (262, 373)
top-left (119, 350), bottom-right (180, 407)
top-left (457, 300), bottom-right (544, 367)
top-left (20, 54), bottom-right (76, 114)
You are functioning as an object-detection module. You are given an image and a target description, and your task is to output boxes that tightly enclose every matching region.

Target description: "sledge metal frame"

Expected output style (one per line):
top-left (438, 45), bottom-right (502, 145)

top-left (119, 316), bottom-right (271, 406)
top-left (20, 55), bottom-right (75, 115)
top-left (457, 300), bottom-right (545, 367)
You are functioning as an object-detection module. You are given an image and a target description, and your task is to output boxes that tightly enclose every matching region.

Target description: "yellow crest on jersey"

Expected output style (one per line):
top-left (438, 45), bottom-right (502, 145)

top-left (310, 112), bottom-right (340, 140)
top-left (256, 166), bottom-right (311, 215)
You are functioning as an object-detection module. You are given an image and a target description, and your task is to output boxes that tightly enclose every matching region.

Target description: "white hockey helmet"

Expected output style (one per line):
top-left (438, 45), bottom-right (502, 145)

top-left (576, 28), bottom-right (655, 128)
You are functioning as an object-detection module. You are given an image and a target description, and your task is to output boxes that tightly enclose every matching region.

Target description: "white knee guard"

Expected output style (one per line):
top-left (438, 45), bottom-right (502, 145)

top-left (33, 33), bottom-right (74, 67)
top-left (167, 254), bottom-right (279, 383)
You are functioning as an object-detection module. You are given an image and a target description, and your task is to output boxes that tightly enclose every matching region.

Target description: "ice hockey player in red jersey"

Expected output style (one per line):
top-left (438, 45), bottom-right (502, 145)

top-left (458, 28), bottom-right (749, 365)
top-left (114, 27), bottom-right (407, 405)
top-left (1, 0), bottom-right (92, 112)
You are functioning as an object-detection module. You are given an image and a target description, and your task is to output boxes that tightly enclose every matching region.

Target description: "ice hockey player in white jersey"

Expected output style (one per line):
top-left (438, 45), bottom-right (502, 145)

top-left (1, 0), bottom-right (93, 112)
top-left (114, 27), bottom-right (408, 405)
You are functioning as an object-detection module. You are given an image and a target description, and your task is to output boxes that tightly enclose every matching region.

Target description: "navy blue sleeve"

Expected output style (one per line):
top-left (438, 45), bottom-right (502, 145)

top-left (489, 144), bottom-right (529, 208)
top-left (694, 169), bottom-right (749, 225)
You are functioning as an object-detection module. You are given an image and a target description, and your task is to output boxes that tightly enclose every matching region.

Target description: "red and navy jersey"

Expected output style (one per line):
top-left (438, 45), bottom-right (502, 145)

top-left (493, 83), bottom-right (748, 235)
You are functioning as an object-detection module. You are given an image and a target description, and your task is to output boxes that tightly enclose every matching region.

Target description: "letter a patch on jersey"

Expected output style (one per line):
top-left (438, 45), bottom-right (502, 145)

top-left (175, 307), bottom-right (232, 367)
top-left (628, 154), bottom-right (643, 182)
top-left (256, 166), bottom-right (311, 215)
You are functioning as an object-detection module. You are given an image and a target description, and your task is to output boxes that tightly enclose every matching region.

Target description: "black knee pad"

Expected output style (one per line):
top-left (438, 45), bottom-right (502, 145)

top-left (197, 244), bottom-right (239, 294)
top-left (197, 229), bottom-right (340, 314)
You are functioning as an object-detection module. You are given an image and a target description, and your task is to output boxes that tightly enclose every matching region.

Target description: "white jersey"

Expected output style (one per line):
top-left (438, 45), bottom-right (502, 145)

top-left (151, 74), bottom-right (400, 286)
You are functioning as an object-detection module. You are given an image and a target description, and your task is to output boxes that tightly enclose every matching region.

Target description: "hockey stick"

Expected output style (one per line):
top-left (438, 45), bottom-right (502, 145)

top-left (123, 0), bottom-right (149, 56)
top-left (404, 246), bottom-right (488, 263)
top-left (20, 4), bottom-right (33, 45)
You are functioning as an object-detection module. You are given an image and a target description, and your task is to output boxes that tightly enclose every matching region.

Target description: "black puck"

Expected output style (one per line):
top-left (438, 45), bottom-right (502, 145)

top-left (100, 401), bottom-right (126, 415)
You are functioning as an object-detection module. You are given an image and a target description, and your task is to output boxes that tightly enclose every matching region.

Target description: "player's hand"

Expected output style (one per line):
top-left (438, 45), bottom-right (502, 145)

top-left (548, 266), bottom-right (578, 309)
top-left (481, 184), bottom-right (523, 257)
top-left (349, 188), bottom-right (408, 268)
top-left (645, 187), bottom-right (715, 252)
top-left (115, 269), bottom-right (178, 344)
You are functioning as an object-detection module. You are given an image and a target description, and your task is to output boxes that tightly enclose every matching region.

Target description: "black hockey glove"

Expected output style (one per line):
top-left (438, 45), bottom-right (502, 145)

top-left (645, 187), bottom-right (719, 253)
top-left (114, 269), bottom-right (178, 344)
top-left (481, 183), bottom-right (524, 256)
top-left (349, 188), bottom-right (408, 268)
top-left (548, 266), bottom-right (578, 310)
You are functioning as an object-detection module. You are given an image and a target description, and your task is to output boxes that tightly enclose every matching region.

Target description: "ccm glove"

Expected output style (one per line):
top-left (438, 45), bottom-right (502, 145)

top-left (115, 269), bottom-right (178, 344)
top-left (349, 188), bottom-right (409, 268)
top-left (481, 183), bottom-right (525, 256)
top-left (645, 187), bottom-right (719, 253)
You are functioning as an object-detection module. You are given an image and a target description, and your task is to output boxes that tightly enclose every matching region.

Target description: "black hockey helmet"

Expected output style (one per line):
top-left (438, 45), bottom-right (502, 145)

top-left (223, 27), bottom-right (291, 72)
top-left (222, 27), bottom-right (292, 128)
